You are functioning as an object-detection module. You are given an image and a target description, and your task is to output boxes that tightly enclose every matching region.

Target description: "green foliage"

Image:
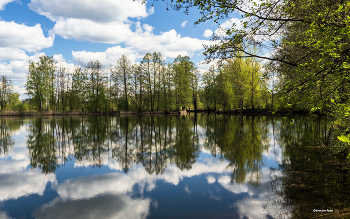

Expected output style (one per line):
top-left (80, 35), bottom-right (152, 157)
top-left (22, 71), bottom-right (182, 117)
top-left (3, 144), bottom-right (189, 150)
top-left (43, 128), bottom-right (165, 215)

top-left (26, 56), bottom-right (56, 112)
top-left (0, 75), bottom-right (13, 111)
top-left (203, 56), bottom-right (268, 111)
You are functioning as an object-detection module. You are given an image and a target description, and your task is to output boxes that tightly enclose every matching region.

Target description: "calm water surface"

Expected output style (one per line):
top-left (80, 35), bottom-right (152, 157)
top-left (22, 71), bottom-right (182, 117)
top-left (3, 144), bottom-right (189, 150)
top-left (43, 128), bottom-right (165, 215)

top-left (0, 114), bottom-right (346, 219)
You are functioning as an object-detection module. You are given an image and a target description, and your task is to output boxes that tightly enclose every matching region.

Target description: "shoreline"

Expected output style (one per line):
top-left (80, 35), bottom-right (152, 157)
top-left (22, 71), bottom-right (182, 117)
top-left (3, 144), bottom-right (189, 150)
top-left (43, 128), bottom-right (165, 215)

top-left (0, 108), bottom-right (324, 117)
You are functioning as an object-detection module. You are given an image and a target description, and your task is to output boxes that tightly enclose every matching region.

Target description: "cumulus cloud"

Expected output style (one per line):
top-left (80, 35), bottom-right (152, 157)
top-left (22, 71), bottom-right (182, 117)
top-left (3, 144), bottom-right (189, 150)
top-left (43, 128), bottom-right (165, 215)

top-left (203, 29), bottom-right (213, 38)
top-left (55, 20), bottom-right (208, 60)
top-left (126, 26), bottom-right (209, 58)
top-left (0, 61), bottom-right (28, 81)
top-left (206, 175), bottom-right (216, 184)
top-left (0, 21), bottom-right (54, 52)
top-left (0, 171), bottom-right (56, 201)
top-left (0, 0), bottom-right (14, 10)
top-left (32, 194), bottom-right (151, 219)
top-left (0, 48), bottom-right (28, 61)
top-left (0, 160), bottom-right (29, 174)
top-left (52, 18), bottom-right (134, 44)
top-left (53, 54), bottom-right (65, 63)
top-left (28, 0), bottom-right (149, 23)
top-left (72, 46), bottom-right (137, 66)
top-left (181, 20), bottom-right (188, 28)
top-left (218, 175), bottom-right (253, 195)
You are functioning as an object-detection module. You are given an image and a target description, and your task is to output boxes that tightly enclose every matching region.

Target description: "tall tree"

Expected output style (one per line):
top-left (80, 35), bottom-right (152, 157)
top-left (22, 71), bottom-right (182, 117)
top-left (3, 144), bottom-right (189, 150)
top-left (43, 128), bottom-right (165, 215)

top-left (0, 75), bottom-right (13, 111)
top-left (84, 60), bottom-right (106, 112)
top-left (26, 55), bottom-right (56, 112)
top-left (115, 55), bottom-right (131, 111)
top-left (141, 53), bottom-right (153, 111)
top-left (173, 55), bottom-right (194, 110)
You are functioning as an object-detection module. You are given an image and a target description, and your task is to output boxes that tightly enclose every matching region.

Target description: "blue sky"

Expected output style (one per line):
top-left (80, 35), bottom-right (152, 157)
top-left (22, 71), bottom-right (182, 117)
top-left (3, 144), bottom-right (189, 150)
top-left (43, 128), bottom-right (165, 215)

top-left (0, 0), bottom-right (245, 99)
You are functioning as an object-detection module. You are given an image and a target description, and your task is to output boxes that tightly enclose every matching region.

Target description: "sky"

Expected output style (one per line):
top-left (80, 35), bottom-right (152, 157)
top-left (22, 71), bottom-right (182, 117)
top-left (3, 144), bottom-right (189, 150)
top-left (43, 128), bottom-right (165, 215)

top-left (0, 0), bottom-right (244, 99)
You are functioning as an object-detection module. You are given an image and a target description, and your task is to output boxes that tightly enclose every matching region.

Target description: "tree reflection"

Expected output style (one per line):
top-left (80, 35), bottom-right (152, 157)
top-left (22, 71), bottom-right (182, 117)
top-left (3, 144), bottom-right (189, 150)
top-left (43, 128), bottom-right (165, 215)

top-left (112, 117), bottom-right (137, 173)
top-left (0, 114), bottom-right (343, 218)
top-left (199, 114), bottom-right (269, 185)
top-left (267, 116), bottom-right (350, 218)
top-left (27, 118), bottom-right (58, 173)
top-left (0, 118), bottom-right (15, 155)
top-left (24, 114), bottom-right (271, 188)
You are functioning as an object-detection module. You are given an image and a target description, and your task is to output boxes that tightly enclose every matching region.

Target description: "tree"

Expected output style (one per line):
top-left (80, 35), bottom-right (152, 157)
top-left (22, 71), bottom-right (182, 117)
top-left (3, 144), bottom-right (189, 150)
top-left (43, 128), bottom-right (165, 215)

top-left (84, 60), bottom-right (106, 112)
top-left (115, 55), bottom-right (131, 111)
top-left (7, 92), bottom-right (21, 110)
top-left (173, 55), bottom-right (194, 110)
top-left (26, 56), bottom-right (56, 112)
top-left (141, 53), bottom-right (153, 111)
top-left (0, 75), bottom-right (13, 111)
top-left (129, 63), bottom-right (146, 112)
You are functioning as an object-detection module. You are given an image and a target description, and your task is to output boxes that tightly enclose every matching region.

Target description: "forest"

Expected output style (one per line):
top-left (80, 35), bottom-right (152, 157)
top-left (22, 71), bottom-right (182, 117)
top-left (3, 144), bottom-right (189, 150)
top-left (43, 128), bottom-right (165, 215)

top-left (0, 52), bottom-right (270, 113)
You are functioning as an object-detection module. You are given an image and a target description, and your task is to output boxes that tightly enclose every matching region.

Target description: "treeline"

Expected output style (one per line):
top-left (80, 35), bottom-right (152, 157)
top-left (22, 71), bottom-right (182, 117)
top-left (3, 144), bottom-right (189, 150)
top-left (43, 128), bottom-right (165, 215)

top-left (25, 53), bottom-right (199, 113)
top-left (1, 52), bottom-right (271, 113)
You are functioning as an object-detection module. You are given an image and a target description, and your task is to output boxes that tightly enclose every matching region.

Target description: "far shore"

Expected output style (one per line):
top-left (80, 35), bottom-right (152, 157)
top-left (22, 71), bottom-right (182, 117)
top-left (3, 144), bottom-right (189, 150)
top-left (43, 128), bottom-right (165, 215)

top-left (0, 108), bottom-right (324, 117)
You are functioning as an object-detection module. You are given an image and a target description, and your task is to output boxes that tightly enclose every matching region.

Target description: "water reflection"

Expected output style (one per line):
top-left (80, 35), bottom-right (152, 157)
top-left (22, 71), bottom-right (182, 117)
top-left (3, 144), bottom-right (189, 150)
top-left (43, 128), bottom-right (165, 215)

top-left (267, 116), bottom-right (350, 218)
top-left (0, 118), bottom-right (18, 156)
top-left (26, 115), bottom-right (269, 186)
top-left (0, 114), bottom-right (342, 219)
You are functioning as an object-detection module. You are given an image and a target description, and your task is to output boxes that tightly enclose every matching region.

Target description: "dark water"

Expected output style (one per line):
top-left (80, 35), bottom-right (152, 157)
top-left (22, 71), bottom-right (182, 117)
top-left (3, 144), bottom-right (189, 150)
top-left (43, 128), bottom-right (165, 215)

top-left (0, 114), bottom-right (348, 218)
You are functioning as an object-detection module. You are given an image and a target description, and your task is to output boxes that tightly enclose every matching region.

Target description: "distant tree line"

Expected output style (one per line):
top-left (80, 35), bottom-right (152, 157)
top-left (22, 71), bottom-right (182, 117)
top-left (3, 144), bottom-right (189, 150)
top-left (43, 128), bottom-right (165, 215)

top-left (1, 52), bottom-right (270, 113)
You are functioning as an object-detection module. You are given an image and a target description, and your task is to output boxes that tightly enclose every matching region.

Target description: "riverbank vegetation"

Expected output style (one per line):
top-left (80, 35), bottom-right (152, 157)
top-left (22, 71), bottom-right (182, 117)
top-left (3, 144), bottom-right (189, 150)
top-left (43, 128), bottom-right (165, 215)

top-left (1, 51), bottom-right (272, 114)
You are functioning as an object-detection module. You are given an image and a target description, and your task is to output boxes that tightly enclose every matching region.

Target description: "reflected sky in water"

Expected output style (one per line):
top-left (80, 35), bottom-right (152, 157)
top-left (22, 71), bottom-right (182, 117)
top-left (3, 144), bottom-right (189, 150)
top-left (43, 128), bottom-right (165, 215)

top-left (0, 115), bottom-right (327, 219)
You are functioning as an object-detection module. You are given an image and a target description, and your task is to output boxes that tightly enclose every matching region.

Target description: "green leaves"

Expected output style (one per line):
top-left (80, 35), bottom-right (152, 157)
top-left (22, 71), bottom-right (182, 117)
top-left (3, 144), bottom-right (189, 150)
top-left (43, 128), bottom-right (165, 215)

top-left (341, 62), bottom-right (350, 68)
top-left (337, 135), bottom-right (350, 143)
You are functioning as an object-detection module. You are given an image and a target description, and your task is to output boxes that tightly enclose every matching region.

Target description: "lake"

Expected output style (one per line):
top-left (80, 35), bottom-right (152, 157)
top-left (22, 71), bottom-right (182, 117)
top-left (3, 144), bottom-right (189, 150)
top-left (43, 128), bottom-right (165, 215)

top-left (0, 114), bottom-right (348, 218)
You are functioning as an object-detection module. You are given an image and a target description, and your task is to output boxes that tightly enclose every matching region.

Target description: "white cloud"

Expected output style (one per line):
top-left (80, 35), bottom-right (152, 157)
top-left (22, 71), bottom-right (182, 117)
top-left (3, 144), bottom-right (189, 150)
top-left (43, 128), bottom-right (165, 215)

top-left (0, 211), bottom-right (13, 219)
top-left (0, 48), bottom-right (28, 61)
top-left (0, 21), bottom-right (54, 52)
top-left (203, 29), bottom-right (213, 38)
top-left (220, 18), bottom-right (244, 29)
top-left (181, 20), bottom-right (188, 28)
top-left (218, 175), bottom-right (253, 195)
top-left (64, 21), bottom-right (209, 60)
top-left (213, 18), bottom-right (246, 37)
top-left (32, 194), bottom-right (151, 219)
top-left (53, 54), bottom-right (65, 63)
top-left (147, 6), bottom-right (155, 15)
top-left (236, 198), bottom-right (268, 219)
top-left (0, 160), bottom-right (29, 174)
top-left (72, 46), bottom-right (137, 66)
top-left (126, 27), bottom-right (209, 58)
top-left (206, 175), bottom-right (216, 184)
top-left (52, 18), bottom-right (134, 44)
top-left (0, 61), bottom-right (28, 81)
top-left (0, 171), bottom-right (57, 201)
top-left (28, 0), bottom-right (149, 23)
top-left (0, 0), bottom-right (14, 10)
